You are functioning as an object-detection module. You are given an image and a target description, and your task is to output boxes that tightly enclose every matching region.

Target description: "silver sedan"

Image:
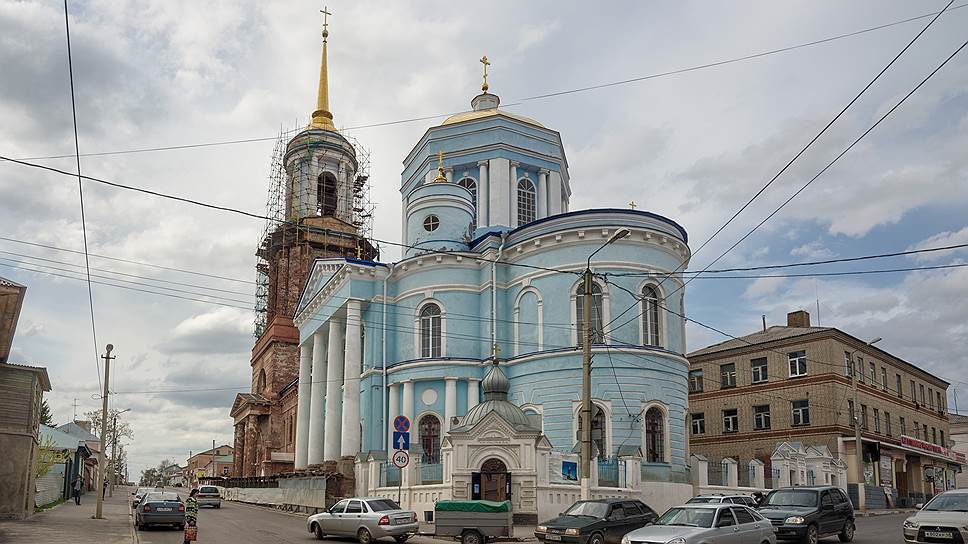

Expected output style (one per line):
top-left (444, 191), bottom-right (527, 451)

top-left (622, 504), bottom-right (776, 544)
top-left (307, 497), bottom-right (418, 543)
top-left (902, 489), bottom-right (968, 544)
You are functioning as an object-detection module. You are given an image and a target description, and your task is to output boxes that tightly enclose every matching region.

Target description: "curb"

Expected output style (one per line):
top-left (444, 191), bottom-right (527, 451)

top-left (129, 505), bottom-right (140, 544)
top-left (855, 509), bottom-right (916, 517)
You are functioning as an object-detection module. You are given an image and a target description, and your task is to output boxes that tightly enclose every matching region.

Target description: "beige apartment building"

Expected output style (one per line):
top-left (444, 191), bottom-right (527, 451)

top-left (688, 310), bottom-right (960, 508)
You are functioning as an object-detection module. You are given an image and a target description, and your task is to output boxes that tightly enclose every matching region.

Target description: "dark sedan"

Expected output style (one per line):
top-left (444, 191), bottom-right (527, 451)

top-left (135, 491), bottom-right (186, 530)
top-left (535, 499), bottom-right (658, 544)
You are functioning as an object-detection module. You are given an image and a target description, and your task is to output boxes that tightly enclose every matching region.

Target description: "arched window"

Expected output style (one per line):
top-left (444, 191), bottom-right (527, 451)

top-left (517, 178), bottom-right (536, 226)
top-left (642, 285), bottom-right (661, 346)
top-left (419, 414), bottom-right (441, 464)
top-left (577, 404), bottom-right (608, 457)
top-left (645, 407), bottom-right (665, 463)
top-left (317, 172), bottom-right (338, 216)
top-left (257, 368), bottom-right (267, 393)
top-left (576, 282), bottom-right (604, 345)
top-left (419, 304), bottom-right (442, 358)
top-left (458, 178), bottom-right (477, 225)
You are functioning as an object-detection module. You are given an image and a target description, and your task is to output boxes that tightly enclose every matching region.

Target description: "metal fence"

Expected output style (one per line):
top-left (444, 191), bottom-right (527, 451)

top-left (420, 464), bottom-right (443, 484)
top-left (381, 463), bottom-right (401, 487)
top-left (598, 457), bottom-right (619, 487)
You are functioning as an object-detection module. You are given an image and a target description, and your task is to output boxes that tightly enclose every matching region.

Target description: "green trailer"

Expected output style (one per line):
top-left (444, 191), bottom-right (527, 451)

top-left (433, 500), bottom-right (513, 544)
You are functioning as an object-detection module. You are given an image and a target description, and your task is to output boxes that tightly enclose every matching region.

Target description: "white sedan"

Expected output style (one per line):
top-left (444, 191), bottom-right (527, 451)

top-left (307, 497), bottom-right (418, 543)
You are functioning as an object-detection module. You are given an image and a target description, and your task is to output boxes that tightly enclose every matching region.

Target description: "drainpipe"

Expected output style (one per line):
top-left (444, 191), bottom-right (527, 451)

top-left (382, 264), bottom-right (394, 452)
top-left (492, 233), bottom-right (508, 359)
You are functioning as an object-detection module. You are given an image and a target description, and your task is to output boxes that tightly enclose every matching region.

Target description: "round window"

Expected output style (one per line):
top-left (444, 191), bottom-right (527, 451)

top-left (423, 215), bottom-right (440, 232)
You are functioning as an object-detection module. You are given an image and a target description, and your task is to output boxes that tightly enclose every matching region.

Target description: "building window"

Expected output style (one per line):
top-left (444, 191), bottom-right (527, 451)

top-left (792, 400), bottom-right (810, 426)
top-left (937, 391), bottom-right (944, 411)
top-left (423, 214), bottom-right (440, 232)
top-left (919, 384), bottom-right (926, 404)
top-left (857, 356), bottom-right (864, 383)
top-left (644, 407), bottom-right (665, 463)
top-left (577, 404), bottom-right (608, 456)
top-left (317, 172), bottom-right (338, 216)
top-left (458, 177), bottom-right (477, 224)
top-left (688, 369), bottom-right (704, 393)
top-left (222, 466), bottom-right (229, 475)
top-left (848, 400), bottom-right (855, 426)
top-left (860, 405), bottom-right (868, 430)
top-left (941, 430), bottom-right (945, 447)
top-left (899, 416), bottom-right (906, 436)
top-left (257, 368), bottom-right (267, 393)
top-left (844, 351), bottom-right (853, 378)
top-left (881, 367), bottom-right (888, 391)
top-left (641, 285), bottom-right (661, 346)
top-left (914, 421), bottom-right (920, 439)
top-left (928, 388), bottom-right (934, 408)
top-left (896, 373), bottom-right (903, 398)
top-left (910, 380), bottom-right (916, 401)
top-left (418, 414), bottom-right (441, 464)
top-left (922, 423), bottom-right (928, 440)
top-left (753, 405), bottom-right (771, 430)
top-left (516, 178), bottom-right (536, 226)
top-left (691, 413), bottom-right (705, 435)
top-left (575, 281), bottom-right (604, 345)
top-left (751, 358), bottom-right (768, 384)
top-left (873, 409), bottom-right (880, 433)
top-left (869, 362), bottom-right (876, 385)
top-left (722, 409), bottom-right (739, 433)
top-left (720, 363), bottom-right (737, 388)
top-left (932, 427), bottom-right (937, 445)
top-left (788, 351), bottom-right (807, 377)
top-left (884, 412), bottom-right (892, 436)
top-left (419, 303), bottom-right (442, 358)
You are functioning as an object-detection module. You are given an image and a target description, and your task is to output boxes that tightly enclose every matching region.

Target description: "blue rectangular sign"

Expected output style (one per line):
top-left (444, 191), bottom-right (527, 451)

top-left (392, 431), bottom-right (410, 451)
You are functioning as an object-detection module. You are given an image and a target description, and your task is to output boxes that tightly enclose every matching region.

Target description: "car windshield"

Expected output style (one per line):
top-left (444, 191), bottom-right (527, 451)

top-left (655, 507), bottom-right (715, 528)
top-left (145, 492), bottom-right (180, 502)
top-left (923, 494), bottom-right (968, 512)
top-left (199, 487), bottom-right (218, 493)
top-left (367, 499), bottom-right (402, 512)
top-left (764, 490), bottom-right (817, 507)
top-left (563, 501), bottom-right (608, 518)
top-left (686, 497), bottom-right (720, 504)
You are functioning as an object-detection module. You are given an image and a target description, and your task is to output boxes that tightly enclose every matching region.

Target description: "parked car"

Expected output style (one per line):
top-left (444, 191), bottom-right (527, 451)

top-left (757, 486), bottom-right (854, 544)
top-left (196, 485), bottom-right (221, 508)
top-left (131, 487), bottom-right (156, 508)
top-left (621, 503), bottom-right (775, 544)
top-left (902, 489), bottom-right (968, 544)
top-left (687, 494), bottom-right (759, 507)
top-left (535, 498), bottom-right (658, 544)
top-left (135, 491), bottom-right (185, 530)
top-left (307, 497), bottom-right (418, 543)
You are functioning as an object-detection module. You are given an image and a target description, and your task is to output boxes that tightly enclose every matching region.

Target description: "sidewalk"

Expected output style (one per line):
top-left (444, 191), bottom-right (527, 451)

top-left (0, 486), bottom-right (135, 544)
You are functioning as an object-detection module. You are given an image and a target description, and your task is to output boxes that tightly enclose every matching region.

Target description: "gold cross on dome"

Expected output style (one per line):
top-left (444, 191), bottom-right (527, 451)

top-left (491, 342), bottom-right (501, 360)
top-left (355, 242), bottom-right (363, 259)
top-left (629, 200), bottom-right (637, 210)
top-left (320, 5), bottom-right (331, 39)
top-left (480, 55), bottom-right (491, 92)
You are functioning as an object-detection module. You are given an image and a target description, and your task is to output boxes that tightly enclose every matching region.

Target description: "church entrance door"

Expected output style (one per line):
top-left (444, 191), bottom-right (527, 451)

top-left (473, 458), bottom-right (511, 502)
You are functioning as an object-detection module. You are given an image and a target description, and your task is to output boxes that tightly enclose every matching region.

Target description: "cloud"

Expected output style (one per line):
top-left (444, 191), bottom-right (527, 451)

top-left (165, 307), bottom-right (252, 355)
top-left (908, 226), bottom-right (968, 262)
top-left (790, 240), bottom-right (836, 260)
top-left (743, 276), bottom-right (786, 299)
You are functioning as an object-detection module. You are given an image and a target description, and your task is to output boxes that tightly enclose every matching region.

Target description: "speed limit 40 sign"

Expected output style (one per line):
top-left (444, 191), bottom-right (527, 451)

top-left (392, 450), bottom-right (410, 468)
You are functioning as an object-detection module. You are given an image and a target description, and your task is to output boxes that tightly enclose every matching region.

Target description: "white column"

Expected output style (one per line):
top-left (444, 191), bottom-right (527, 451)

top-left (402, 380), bottom-right (414, 425)
top-left (509, 161), bottom-right (519, 227)
top-left (489, 158), bottom-right (510, 226)
top-left (444, 378), bottom-right (458, 431)
top-left (295, 341), bottom-right (313, 469)
top-left (549, 170), bottom-right (563, 214)
top-left (467, 379), bottom-right (480, 412)
top-left (444, 167), bottom-right (453, 184)
top-left (307, 327), bottom-right (328, 466)
top-left (324, 315), bottom-right (346, 461)
top-left (387, 383), bottom-right (399, 455)
top-left (341, 300), bottom-right (363, 457)
top-left (477, 161), bottom-right (489, 228)
top-left (401, 199), bottom-right (408, 248)
top-left (538, 169), bottom-right (549, 219)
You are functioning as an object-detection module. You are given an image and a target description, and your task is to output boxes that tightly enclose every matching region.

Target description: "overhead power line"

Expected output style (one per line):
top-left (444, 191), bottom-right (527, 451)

top-left (6, 2), bottom-right (965, 162)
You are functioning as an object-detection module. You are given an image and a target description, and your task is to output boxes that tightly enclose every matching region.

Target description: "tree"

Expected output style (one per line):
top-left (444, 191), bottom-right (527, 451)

top-left (139, 467), bottom-right (160, 487)
top-left (83, 408), bottom-right (133, 450)
top-left (139, 459), bottom-right (178, 487)
top-left (40, 399), bottom-right (54, 426)
top-left (34, 434), bottom-right (69, 479)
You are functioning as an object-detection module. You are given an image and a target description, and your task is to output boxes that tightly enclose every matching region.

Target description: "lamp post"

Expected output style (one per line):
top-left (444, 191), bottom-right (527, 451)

top-left (109, 408), bottom-right (131, 497)
top-left (580, 228), bottom-right (630, 500)
top-left (850, 337), bottom-right (881, 513)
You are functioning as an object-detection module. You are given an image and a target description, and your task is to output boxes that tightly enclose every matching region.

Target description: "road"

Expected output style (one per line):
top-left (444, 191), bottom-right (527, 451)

top-left (133, 500), bottom-right (913, 544)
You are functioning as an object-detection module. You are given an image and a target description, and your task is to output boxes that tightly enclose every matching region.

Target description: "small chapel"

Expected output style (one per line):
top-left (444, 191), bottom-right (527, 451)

top-left (286, 16), bottom-right (697, 521)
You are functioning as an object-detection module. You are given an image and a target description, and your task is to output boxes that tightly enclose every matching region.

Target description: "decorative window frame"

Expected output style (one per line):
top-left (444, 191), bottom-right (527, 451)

top-left (641, 400), bottom-right (671, 464)
top-left (571, 399), bottom-right (613, 459)
top-left (513, 286), bottom-right (544, 356)
top-left (415, 411), bottom-right (443, 464)
top-left (520, 403), bottom-right (544, 433)
top-left (569, 278), bottom-right (612, 346)
top-left (413, 298), bottom-right (447, 359)
top-left (516, 177), bottom-right (537, 227)
top-left (457, 177), bottom-right (478, 222)
top-left (636, 280), bottom-right (666, 348)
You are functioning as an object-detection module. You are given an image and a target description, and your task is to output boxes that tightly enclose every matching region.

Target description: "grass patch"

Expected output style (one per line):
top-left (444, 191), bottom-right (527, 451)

top-left (36, 497), bottom-right (66, 512)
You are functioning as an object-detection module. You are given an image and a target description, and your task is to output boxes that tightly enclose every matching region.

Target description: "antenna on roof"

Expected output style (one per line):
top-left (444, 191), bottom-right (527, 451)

top-left (761, 315), bottom-right (767, 332)
top-left (815, 278), bottom-right (822, 326)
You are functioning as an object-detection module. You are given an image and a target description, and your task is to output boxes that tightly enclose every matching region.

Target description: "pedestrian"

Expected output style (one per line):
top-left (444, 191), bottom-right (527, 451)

top-left (102, 478), bottom-right (108, 498)
top-left (183, 488), bottom-right (199, 543)
top-left (72, 475), bottom-right (83, 505)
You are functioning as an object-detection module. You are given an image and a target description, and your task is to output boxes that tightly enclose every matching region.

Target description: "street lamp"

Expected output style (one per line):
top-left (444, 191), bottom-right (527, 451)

top-left (850, 337), bottom-right (881, 513)
top-left (580, 228), bottom-right (630, 500)
top-left (109, 408), bottom-right (131, 496)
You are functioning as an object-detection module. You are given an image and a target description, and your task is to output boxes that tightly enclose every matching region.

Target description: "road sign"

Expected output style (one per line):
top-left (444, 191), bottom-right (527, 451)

top-left (392, 450), bottom-right (410, 468)
top-left (393, 431), bottom-right (410, 451)
top-left (393, 415), bottom-right (410, 433)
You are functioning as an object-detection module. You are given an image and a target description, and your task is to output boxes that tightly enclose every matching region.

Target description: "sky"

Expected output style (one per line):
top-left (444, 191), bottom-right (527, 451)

top-left (1, 0), bottom-right (967, 479)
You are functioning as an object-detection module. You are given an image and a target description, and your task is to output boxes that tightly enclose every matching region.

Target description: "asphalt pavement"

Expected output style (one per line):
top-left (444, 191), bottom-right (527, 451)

top-left (133, 500), bottom-right (914, 544)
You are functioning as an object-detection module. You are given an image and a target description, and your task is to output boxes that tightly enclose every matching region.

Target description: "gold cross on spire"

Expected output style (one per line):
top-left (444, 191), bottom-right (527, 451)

top-left (491, 342), bottom-right (501, 361)
top-left (480, 55), bottom-right (491, 93)
top-left (355, 242), bottom-right (363, 259)
top-left (320, 4), bottom-right (331, 40)
top-left (629, 200), bottom-right (637, 210)
top-left (434, 150), bottom-right (447, 182)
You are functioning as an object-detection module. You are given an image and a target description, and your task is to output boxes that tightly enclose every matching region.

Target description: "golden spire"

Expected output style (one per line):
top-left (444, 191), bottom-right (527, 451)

top-left (480, 55), bottom-right (490, 93)
top-left (434, 151), bottom-right (447, 182)
top-left (309, 5), bottom-right (336, 131)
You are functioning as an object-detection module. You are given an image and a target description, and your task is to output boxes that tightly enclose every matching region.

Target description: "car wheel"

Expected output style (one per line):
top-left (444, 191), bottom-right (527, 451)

top-left (395, 536), bottom-right (409, 543)
top-left (461, 530), bottom-right (484, 544)
top-left (358, 527), bottom-right (373, 544)
top-left (313, 523), bottom-right (325, 540)
top-left (588, 533), bottom-right (605, 544)
top-left (804, 524), bottom-right (819, 544)
top-left (838, 520), bottom-right (855, 542)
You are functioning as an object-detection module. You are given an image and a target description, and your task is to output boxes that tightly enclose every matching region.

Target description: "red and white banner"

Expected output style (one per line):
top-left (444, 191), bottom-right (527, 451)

top-left (900, 435), bottom-right (953, 459)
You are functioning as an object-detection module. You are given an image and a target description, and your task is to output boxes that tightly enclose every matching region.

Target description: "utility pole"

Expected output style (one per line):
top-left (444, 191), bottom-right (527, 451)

top-left (109, 407), bottom-right (130, 496)
top-left (580, 266), bottom-right (592, 500)
top-left (850, 338), bottom-right (881, 514)
top-left (95, 344), bottom-right (114, 519)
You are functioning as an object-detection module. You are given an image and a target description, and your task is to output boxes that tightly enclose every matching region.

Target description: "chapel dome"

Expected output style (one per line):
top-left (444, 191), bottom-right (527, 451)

top-left (440, 91), bottom-right (544, 128)
top-left (454, 362), bottom-right (539, 432)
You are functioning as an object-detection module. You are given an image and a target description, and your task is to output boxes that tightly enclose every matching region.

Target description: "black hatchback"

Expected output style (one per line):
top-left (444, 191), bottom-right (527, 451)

top-left (757, 486), bottom-right (855, 544)
top-left (535, 498), bottom-right (658, 544)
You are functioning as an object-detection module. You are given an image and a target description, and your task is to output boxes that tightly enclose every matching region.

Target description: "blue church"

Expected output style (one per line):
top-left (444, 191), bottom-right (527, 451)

top-left (290, 46), bottom-right (694, 519)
